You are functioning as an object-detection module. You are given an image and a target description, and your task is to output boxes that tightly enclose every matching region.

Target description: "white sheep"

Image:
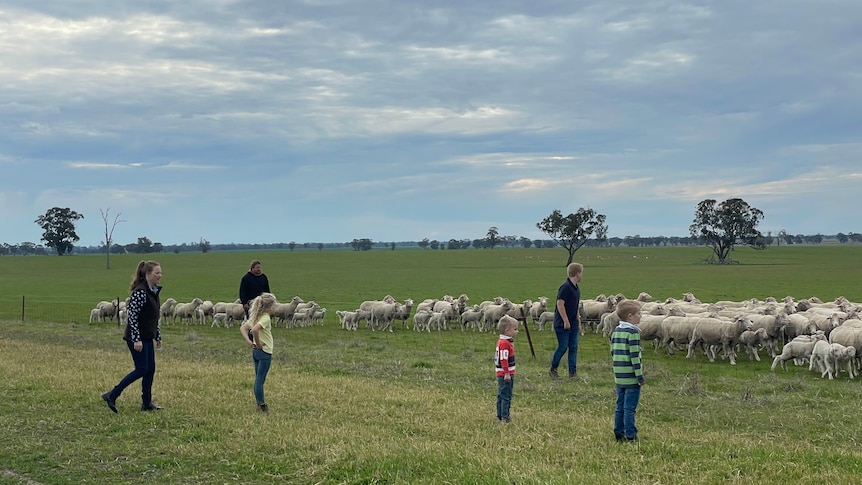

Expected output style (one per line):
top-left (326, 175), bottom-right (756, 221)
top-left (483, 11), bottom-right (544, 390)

top-left (828, 322), bottom-right (862, 369)
top-left (748, 312), bottom-right (791, 358)
top-left (536, 311), bottom-right (555, 331)
top-left (829, 343), bottom-right (857, 379)
top-left (311, 308), bottom-right (327, 325)
top-left (737, 327), bottom-right (769, 362)
top-left (460, 308), bottom-right (485, 331)
top-left (89, 308), bottom-right (102, 323)
top-left (481, 301), bottom-right (514, 333)
top-left (687, 315), bottom-right (754, 364)
top-left (659, 315), bottom-right (703, 355)
top-left (529, 296), bottom-right (549, 324)
top-left (159, 298), bottom-right (177, 325)
top-left (172, 298), bottom-right (204, 325)
top-left (771, 333), bottom-right (828, 371)
top-left (413, 309), bottom-right (433, 332)
top-left (369, 300), bottom-right (399, 332)
top-left (273, 296), bottom-right (305, 327)
top-left (392, 299), bottom-right (414, 329)
top-left (336, 310), bottom-right (360, 331)
top-left (211, 312), bottom-right (232, 328)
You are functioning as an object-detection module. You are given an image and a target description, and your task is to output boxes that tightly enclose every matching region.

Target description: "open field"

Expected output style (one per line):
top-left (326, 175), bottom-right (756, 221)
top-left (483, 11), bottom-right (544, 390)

top-left (1, 246), bottom-right (861, 484)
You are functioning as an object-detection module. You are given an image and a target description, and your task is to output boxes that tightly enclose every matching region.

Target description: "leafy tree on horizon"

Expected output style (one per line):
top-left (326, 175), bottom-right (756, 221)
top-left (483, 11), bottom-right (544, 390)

top-left (536, 207), bottom-right (608, 266)
top-left (34, 207), bottom-right (84, 256)
top-left (689, 198), bottom-right (765, 264)
top-left (485, 226), bottom-right (499, 249)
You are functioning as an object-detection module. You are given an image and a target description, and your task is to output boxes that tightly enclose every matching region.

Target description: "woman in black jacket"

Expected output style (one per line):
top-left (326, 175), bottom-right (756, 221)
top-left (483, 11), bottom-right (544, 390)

top-left (102, 260), bottom-right (164, 413)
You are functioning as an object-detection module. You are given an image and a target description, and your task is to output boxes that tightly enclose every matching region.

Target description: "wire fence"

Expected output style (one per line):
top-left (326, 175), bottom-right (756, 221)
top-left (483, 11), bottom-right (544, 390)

top-left (0, 296), bottom-right (125, 324)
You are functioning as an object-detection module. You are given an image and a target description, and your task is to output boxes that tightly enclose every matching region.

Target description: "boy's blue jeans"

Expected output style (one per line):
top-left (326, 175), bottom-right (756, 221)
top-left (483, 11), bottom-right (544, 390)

top-left (551, 326), bottom-right (579, 373)
top-left (496, 376), bottom-right (513, 420)
top-left (252, 348), bottom-right (272, 405)
top-left (614, 384), bottom-right (641, 440)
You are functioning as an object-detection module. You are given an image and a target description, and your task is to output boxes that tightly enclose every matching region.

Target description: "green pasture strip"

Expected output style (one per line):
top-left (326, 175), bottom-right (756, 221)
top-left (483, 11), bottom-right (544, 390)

top-left (2, 317), bottom-right (862, 484)
top-left (1, 246), bottom-right (860, 324)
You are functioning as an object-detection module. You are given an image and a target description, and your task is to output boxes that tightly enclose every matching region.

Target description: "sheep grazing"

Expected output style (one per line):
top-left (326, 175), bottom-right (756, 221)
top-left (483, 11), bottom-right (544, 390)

top-left (771, 333), bottom-right (828, 371)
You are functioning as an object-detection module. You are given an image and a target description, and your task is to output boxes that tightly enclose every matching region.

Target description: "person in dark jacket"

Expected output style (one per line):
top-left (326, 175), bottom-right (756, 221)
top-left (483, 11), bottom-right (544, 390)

top-left (102, 260), bottom-right (164, 413)
top-left (239, 260), bottom-right (271, 318)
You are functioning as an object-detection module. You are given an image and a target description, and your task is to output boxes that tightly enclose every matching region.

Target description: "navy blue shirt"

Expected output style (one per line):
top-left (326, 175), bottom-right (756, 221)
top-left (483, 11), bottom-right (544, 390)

top-left (553, 278), bottom-right (581, 329)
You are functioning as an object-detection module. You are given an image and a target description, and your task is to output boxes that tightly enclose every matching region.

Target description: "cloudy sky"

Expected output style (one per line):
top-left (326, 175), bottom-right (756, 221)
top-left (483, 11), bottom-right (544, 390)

top-left (2, 1), bottom-right (860, 247)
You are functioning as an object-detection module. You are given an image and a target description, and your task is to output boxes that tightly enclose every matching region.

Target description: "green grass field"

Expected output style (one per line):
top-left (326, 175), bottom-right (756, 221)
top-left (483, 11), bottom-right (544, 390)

top-left (1, 246), bottom-right (861, 484)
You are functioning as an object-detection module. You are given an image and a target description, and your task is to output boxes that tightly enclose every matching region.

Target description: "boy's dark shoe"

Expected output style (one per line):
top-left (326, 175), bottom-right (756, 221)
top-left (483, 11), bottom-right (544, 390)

top-left (501, 417), bottom-right (511, 424)
top-left (258, 403), bottom-right (269, 413)
top-left (101, 392), bottom-right (118, 413)
top-left (615, 434), bottom-right (624, 442)
top-left (549, 368), bottom-right (560, 379)
top-left (624, 436), bottom-right (638, 442)
top-left (569, 372), bottom-right (580, 380)
top-left (141, 403), bottom-right (163, 411)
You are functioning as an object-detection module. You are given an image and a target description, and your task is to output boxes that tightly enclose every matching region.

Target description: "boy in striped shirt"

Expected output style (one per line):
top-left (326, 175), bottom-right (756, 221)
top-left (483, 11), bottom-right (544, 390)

top-left (611, 300), bottom-right (645, 442)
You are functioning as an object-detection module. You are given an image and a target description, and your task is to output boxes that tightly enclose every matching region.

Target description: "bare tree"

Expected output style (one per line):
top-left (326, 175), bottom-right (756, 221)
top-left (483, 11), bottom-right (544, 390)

top-left (100, 208), bottom-right (126, 269)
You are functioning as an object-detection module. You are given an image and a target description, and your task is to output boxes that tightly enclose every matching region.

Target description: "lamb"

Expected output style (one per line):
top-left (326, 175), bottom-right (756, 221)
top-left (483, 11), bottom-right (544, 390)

top-left (415, 299), bottom-right (438, 314)
top-left (211, 312), bottom-right (232, 328)
top-left (737, 328), bottom-right (769, 362)
top-left (460, 308), bottom-right (485, 331)
top-left (771, 333), bottom-right (828, 371)
top-left (292, 302), bottom-right (321, 328)
top-left (89, 308), bottom-right (102, 323)
top-left (687, 315), bottom-right (754, 364)
top-left (310, 308), bottom-right (327, 325)
top-left (599, 311), bottom-right (620, 338)
top-left (828, 322), bottom-right (862, 369)
top-left (829, 343), bottom-right (857, 379)
top-left (426, 311), bottom-right (448, 332)
top-left (95, 300), bottom-right (119, 322)
top-left (431, 300), bottom-right (459, 330)
top-left (336, 310), bottom-right (360, 331)
top-left (412, 309), bottom-right (433, 332)
top-left (808, 340), bottom-right (848, 379)
top-left (172, 298), bottom-right (204, 325)
top-left (196, 300), bottom-right (214, 324)
top-left (536, 311), bottom-right (555, 331)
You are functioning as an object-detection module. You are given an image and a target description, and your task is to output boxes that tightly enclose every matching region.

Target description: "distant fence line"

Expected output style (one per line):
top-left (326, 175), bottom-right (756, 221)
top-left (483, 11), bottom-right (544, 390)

top-left (0, 296), bottom-right (124, 324)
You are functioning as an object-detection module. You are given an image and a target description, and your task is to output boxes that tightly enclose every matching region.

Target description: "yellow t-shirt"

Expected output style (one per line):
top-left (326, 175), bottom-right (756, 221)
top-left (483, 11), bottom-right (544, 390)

top-left (253, 313), bottom-right (274, 354)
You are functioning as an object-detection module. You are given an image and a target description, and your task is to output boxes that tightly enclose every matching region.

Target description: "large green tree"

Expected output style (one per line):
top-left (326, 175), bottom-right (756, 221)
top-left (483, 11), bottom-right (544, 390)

top-left (536, 208), bottom-right (608, 266)
top-left (689, 198), bottom-right (765, 264)
top-left (34, 207), bottom-right (84, 256)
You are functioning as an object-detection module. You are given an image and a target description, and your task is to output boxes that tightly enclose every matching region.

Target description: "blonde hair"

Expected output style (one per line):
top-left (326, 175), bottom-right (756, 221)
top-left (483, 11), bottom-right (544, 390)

top-left (567, 262), bottom-right (583, 278)
top-left (616, 300), bottom-right (641, 320)
top-left (497, 315), bottom-right (519, 333)
top-left (247, 292), bottom-right (277, 325)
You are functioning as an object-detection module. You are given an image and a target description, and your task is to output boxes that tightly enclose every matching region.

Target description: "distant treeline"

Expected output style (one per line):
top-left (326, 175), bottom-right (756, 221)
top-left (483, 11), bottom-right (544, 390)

top-left (2, 232), bottom-right (860, 256)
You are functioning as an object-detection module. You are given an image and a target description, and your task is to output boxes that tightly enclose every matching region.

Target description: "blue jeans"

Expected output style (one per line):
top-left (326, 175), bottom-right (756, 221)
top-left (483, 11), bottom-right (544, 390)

top-left (551, 326), bottom-right (579, 374)
top-left (496, 376), bottom-right (513, 420)
top-left (252, 348), bottom-right (272, 405)
top-left (111, 339), bottom-right (156, 405)
top-left (614, 384), bottom-right (641, 440)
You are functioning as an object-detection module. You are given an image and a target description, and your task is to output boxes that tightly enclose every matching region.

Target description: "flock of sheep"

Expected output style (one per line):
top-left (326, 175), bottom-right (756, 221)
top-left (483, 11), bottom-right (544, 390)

top-left (90, 290), bottom-right (862, 379)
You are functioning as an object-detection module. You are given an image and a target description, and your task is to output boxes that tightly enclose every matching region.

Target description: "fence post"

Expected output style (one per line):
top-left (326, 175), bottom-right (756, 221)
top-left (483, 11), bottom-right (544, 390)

top-left (21, 295), bottom-right (25, 321)
top-left (116, 296), bottom-right (121, 327)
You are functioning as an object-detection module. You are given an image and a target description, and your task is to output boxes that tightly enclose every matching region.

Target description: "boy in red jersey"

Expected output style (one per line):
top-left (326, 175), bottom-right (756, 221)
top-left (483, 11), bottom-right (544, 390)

top-left (495, 315), bottom-right (519, 423)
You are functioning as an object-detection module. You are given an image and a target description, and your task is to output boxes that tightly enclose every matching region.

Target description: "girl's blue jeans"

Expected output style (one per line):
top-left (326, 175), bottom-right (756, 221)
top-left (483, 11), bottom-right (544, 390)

top-left (252, 348), bottom-right (272, 404)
